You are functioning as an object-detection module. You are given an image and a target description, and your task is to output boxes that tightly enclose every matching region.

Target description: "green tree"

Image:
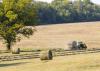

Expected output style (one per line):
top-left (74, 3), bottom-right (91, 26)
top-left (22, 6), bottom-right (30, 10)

top-left (33, 1), bottom-right (58, 24)
top-left (32, 0), bottom-right (100, 24)
top-left (83, 0), bottom-right (91, 4)
top-left (52, 0), bottom-right (72, 22)
top-left (0, 0), bottom-right (37, 50)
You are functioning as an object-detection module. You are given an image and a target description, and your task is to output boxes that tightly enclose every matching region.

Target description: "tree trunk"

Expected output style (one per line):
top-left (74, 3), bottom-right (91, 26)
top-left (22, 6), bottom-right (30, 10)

top-left (6, 42), bottom-right (11, 51)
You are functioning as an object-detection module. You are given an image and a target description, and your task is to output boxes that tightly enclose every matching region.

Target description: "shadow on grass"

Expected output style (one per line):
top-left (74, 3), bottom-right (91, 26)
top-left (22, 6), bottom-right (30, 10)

top-left (0, 62), bottom-right (28, 67)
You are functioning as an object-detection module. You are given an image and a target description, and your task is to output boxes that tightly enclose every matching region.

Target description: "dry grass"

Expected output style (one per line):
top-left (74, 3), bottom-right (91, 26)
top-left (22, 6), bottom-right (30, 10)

top-left (0, 22), bottom-right (100, 71)
top-left (0, 21), bottom-right (100, 50)
top-left (0, 53), bottom-right (100, 71)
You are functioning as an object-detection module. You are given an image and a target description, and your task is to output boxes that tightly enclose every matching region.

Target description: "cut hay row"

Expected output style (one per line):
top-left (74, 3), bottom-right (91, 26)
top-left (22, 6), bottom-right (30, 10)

top-left (0, 53), bottom-right (40, 62)
top-left (54, 49), bottom-right (100, 56)
top-left (1, 48), bottom-right (100, 61)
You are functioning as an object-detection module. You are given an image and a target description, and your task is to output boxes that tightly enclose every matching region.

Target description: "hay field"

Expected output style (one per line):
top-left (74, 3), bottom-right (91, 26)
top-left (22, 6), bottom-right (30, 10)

top-left (0, 53), bottom-right (100, 71)
top-left (0, 21), bottom-right (100, 50)
top-left (0, 22), bottom-right (100, 71)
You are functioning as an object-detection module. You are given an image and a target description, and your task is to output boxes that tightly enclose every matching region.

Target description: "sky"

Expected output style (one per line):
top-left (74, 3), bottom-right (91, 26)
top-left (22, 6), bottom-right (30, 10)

top-left (36, 0), bottom-right (100, 4)
top-left (0, 0), bottom-right (99, 5)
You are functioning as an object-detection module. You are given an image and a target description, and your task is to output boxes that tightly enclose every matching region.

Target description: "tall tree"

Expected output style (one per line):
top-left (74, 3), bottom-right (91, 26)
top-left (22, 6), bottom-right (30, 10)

top-left (0, 0), bottom-right (37, 50)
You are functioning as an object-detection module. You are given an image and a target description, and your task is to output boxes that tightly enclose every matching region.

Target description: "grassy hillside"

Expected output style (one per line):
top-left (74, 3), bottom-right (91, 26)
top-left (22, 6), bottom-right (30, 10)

top-left (0, 53), bottom-right (100, 71)
top-left (0, 21), bottom-right (100, 50)
top-left (0, 22), bottom-right (100, 71)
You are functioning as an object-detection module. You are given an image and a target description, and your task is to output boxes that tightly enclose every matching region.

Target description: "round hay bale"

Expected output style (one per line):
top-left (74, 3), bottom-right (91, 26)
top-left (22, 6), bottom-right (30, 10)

top-left (40, 50), bottom-right (53, 60)
top-left (12, 48), bottom-right (20, 54)
top-left (68, 41), bottom-right (87, 50)
top-left (69, 41), bottom-right (78, 50)
top-left (83, 43), bottom-right (87, 50)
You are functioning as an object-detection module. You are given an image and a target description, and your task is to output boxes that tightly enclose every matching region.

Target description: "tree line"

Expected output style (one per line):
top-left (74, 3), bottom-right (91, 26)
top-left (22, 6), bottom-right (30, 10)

top-left (33, 0), bottom-right (100, 25)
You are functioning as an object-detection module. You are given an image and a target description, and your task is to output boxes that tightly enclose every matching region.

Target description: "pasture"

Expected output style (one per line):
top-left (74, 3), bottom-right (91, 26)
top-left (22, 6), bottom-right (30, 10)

top-left (0, 53), bottom-right (100, 71)
top-left (0, 21), bottom-right (99, 50)
top-left (0, 22), bottom-right (100, 71)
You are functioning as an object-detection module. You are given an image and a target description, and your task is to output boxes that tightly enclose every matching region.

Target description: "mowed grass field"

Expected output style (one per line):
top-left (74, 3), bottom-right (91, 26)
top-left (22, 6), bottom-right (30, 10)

top-left (0, 21), bottom-right (100, 50)
top-left (0, 53), bottom-right (100, 71)
top-left (0, 22), bottom-right (100, 71)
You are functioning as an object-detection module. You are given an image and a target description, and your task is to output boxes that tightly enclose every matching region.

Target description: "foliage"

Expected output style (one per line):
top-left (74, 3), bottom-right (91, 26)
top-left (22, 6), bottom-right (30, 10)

top-left (0, 0), bottom-right (37, 50)
top-left (33, 2), bottom-right (58, 24)
top-left (33, 0), bottom-right (100, 24)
